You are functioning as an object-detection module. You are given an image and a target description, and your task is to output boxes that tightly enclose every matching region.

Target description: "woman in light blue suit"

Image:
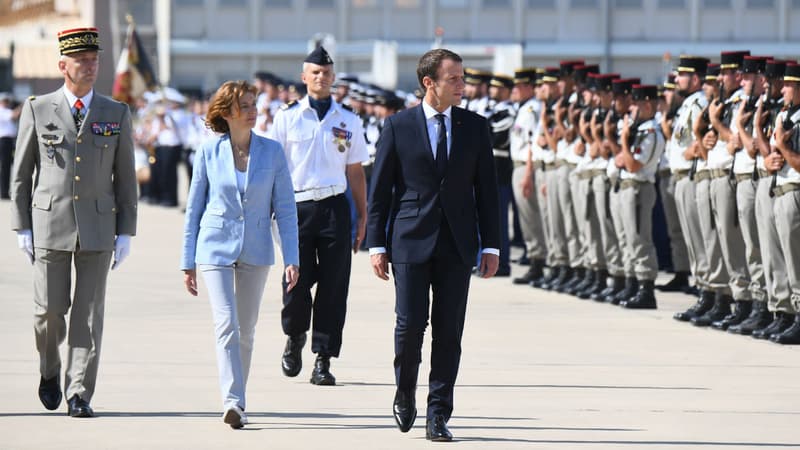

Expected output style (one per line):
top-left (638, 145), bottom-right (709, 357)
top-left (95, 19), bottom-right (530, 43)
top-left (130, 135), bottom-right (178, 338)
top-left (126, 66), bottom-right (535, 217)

top-left (181, 81), bottom-right (299, 429)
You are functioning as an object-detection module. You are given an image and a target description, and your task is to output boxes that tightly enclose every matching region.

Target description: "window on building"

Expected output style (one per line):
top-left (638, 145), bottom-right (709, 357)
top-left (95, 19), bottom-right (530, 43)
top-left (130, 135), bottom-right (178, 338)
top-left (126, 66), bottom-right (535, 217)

top-left (308, 0), bottom-right (335, 7)
top-left (614, 0), bottom-right (642, 7)
top-left (528, 0), bottom-right (556, 7)
top-left (218, 0), bottom-right (247, 6)
top-left (703, 0), bottom-right (729, 7)
top-left (571, 0), bottom-right (597, 8)
top-left (265, 0), bottom-right (293, 6)
top-left (794, 0), bottom-right (800, 8)
top-left (439, 0), bottom-right (469, 7)
top-left (395, 0), bottom-right (421, 6)
top-left (483, 0), bottom-right (511, 7)
top-left (658, 0), bottom-right (685, 8)
top-left (746, 0), bottom-right (773, 7)
top-left (119, 0), bottom-right (153, 25)
top-left (352, 0), bottom-right (378, 6)
top-left (175, 0), bottom-right (204, 5)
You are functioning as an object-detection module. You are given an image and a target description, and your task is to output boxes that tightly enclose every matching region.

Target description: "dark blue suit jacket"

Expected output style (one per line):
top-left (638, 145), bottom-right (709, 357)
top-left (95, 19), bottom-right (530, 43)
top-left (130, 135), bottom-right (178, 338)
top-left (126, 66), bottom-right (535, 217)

top-left (366, 104), bottom-right (500, 265)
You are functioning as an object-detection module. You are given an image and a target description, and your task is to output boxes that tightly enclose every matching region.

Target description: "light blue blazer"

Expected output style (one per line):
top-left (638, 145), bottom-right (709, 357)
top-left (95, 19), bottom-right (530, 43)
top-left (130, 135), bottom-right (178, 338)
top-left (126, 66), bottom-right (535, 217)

top-left (181, 132), bottom-right (299, 270)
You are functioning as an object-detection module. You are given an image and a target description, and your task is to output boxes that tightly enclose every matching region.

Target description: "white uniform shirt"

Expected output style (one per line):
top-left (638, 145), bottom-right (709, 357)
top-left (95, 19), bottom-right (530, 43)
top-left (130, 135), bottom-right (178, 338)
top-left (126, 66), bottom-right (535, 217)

top-left (0, 104), bottom-right (17, 138)
top-left (268, 95), bottom-right (368, 192)
top-left (668, 90), bottom-right (707, 172)
top-left (774, 108), bottom-right (800, 185)
top-left (620, 118), bottom-right (665, 183)
top-left (707, 89), bottom-right (744, 170)
top-left (510, 97), bottom-right (540, 162)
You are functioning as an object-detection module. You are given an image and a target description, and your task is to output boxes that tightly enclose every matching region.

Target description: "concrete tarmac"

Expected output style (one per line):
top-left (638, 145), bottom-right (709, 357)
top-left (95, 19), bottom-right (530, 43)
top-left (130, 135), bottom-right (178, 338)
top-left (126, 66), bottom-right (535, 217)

top-left (0, 201), bottom-right (798, 450)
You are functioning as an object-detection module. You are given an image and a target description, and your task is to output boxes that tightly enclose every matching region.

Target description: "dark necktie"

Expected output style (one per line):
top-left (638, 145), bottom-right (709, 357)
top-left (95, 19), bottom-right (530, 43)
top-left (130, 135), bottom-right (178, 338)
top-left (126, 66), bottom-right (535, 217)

top-left (435, 113), bottom-right (448, 178)
top-left (73, 99), bottom-right (85, 130)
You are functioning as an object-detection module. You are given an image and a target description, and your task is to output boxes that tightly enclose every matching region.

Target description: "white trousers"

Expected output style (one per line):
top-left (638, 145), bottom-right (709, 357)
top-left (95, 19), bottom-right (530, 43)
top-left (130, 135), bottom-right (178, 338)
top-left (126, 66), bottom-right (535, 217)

top-left (199, 262), bottom-right (270, 411)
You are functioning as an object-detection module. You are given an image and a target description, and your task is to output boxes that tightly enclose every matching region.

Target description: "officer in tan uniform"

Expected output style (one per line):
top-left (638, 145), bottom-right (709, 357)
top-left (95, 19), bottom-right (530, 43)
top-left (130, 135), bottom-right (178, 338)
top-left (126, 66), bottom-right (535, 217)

top-left (10, 27), bottom-right (138, 417)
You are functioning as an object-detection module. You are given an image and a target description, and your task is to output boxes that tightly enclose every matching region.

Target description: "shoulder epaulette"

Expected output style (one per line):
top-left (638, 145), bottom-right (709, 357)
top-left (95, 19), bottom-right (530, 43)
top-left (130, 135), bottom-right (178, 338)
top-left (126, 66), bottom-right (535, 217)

top-left (280, 100), bottom-right (299, 111)
top-left (340, 103), bottom-right (354, 113)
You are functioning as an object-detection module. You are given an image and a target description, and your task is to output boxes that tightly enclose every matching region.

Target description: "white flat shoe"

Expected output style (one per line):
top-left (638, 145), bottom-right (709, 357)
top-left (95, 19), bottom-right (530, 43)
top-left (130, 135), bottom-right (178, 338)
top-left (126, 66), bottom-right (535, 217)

top-left (223, 405), bottom-right (245, 429)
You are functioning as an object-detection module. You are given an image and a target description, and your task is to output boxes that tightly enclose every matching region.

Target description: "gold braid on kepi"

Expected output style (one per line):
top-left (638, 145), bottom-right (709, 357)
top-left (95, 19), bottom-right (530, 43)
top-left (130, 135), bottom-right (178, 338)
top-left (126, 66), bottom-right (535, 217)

top-left (58, 27), bottom-right (101, 55)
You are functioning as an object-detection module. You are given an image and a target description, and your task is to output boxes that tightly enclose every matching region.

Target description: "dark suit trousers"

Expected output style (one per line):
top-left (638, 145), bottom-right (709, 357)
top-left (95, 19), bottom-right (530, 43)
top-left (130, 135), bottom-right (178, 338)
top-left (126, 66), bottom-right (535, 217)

top-left (282, 194), bottom-right (351, 357)
top-left (392, 220), bottom-right (472, 422)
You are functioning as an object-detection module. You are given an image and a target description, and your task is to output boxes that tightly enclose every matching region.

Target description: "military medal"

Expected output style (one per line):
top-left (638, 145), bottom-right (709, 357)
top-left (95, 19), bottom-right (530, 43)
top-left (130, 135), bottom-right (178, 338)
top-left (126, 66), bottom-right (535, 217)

top-left (331, 126), bottom-right (352, 153)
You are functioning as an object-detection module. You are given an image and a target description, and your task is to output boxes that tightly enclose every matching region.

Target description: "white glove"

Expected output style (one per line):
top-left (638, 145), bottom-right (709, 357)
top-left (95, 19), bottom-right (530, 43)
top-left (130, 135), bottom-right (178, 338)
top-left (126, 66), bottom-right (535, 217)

top-left (16, 229), bottom-right (34, 265)
top-left (112, 234), bottom-right (132, 270)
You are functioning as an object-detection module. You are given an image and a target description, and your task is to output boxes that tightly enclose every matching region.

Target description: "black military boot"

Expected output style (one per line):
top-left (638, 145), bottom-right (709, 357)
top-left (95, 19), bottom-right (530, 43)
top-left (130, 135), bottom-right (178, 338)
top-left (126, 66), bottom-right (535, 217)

top-left (541, 266), bottom-right (571, 291)
top-left (770, 314), bottom-right (800, 345)
top-left (621, 280), bottom-right (657, 309)
top-left (532, 265), bottom-right (559, 289)
top-left (556, 267), bottom-right (584, 293)
top-left (592, 275), bottom-right (623, 302)
top-left (691, 293), bottom-right (732, 327)
top-left (578, 269), bottom-right (608, 300)
top-left (656, 271), bottom-right (690, 292)
top-left (673, 290), bottom-right (715, 322)
top-left (711, 300), bottom-right (752, 331)
top-left (281, 333), bottom-right (307, 377)
top-left (513, 259), bottom-right (545, 285)
top-left (310, 355), bottom-right (336, 386)
top-left (753, 312), bottom-right (794, 340)
top-left (566, 269), bottom-right (594, 296)
top-left (728, 301), bottom-right (773, 335)
top-left (608, 277), bottom-right (638, 305)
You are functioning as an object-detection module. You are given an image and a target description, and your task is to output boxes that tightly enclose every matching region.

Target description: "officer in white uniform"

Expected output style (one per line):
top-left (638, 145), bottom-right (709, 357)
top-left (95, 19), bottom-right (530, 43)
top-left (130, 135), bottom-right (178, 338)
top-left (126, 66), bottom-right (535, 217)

top-left (268, 46), bottom-right (369, 385)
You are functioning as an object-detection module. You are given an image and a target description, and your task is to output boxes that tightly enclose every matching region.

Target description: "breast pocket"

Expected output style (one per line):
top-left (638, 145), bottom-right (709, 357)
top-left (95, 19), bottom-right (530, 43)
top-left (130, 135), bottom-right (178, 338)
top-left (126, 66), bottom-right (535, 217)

top-left (94, 135), bottom-right (119, 166)
top-left (38, 134), bottom-right (65, 167)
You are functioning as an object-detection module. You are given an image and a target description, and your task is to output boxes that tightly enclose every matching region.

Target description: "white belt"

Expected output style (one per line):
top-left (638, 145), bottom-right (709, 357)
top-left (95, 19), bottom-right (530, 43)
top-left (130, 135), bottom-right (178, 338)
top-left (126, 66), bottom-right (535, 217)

top-left (294, 185), bottom-right (346, 202)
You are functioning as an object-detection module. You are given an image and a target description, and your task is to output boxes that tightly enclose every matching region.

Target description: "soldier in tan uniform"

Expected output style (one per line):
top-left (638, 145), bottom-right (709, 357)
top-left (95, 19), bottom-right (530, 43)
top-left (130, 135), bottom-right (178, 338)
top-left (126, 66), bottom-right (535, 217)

top-left (10, 28), bottom-right (138, 417)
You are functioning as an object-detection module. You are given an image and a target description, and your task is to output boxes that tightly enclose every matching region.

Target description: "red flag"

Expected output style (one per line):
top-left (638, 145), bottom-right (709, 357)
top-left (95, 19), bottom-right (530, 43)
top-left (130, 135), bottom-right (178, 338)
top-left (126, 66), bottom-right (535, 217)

top-left (112, 22), bottom-right (158, 105)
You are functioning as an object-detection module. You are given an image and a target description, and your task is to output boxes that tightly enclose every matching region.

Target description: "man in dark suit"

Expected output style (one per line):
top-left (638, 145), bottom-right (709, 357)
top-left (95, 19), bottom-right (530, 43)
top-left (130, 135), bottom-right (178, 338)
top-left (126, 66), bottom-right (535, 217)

top-left (366, 48), bottom-right (501, 442)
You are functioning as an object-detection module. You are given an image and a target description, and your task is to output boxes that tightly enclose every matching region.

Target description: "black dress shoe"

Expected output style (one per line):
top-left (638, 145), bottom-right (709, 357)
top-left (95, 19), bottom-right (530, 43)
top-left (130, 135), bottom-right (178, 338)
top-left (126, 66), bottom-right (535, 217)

top-left (728, 302), bottom-right (772, 335)
top-left (281, 333), bottom-right (306, 377)
top-left (711, 300), bottom-right (752, 330)
top-left (392, 389), bottom-right (416, 432)
top-left (621, 280), bottom-right (657, 309)
top-left (656, 271), bottom-right (690, 292)
top-left (67, 395), bottom-right (94, 418)
top-left (309, 355), bottom-right (336, 386)
top-left (752, 312), bottom-right (793, 340)
top-left (426, 415), bottom-right (453, 442)
top-left (38, 375), bottom-right (62, 411)
top-left (542, 266), bottom-right (572, 291)
top-left (770, 314), bottom-right (800, 344)
top-left (674, 290), bottom-right (715, 322)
